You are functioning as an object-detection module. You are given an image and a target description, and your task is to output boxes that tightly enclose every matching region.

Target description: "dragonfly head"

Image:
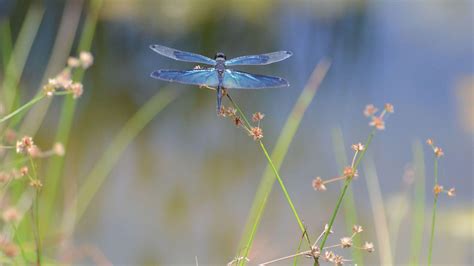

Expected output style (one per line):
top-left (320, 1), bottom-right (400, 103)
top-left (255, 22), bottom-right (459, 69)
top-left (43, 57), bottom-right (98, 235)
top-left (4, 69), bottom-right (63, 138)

top-left (214, 52), bottom-right (226, 60)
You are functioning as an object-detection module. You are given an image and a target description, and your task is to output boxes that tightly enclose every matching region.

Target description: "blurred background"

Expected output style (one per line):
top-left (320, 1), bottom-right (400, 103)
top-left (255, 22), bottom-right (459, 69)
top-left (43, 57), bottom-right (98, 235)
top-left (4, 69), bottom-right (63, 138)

top-left (0, 0), bottom-right (473, 265)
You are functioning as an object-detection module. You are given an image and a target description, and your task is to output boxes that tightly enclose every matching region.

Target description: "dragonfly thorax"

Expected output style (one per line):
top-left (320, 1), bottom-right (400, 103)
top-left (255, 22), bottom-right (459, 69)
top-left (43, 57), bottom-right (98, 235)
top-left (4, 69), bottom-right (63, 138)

top-left (214, 52), bottom-right (226, 60)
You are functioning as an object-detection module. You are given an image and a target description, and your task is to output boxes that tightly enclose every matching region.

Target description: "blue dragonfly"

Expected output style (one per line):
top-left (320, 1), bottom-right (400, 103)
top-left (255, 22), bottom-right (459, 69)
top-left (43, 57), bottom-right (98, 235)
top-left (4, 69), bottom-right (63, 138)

top-left (149, 44), bottom-right (292, 112)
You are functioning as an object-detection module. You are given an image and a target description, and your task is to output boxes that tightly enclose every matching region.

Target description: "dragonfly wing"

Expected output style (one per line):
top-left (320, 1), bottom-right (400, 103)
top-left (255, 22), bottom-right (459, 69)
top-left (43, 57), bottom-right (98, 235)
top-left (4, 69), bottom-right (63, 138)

top-left (225, 51), bottom-right (292, 66)
top-left (150, 69), bottom-right (219, 87)
top-left (150, 44), bottom-right (216, 65)
top-left (222, 69), bottom-right (289, 89)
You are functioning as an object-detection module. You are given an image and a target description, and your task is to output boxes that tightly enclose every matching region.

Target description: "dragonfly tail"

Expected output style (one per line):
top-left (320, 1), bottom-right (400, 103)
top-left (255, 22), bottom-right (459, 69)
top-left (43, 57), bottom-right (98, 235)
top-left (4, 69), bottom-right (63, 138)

top-left (216, 86), bottom-right (223, 114)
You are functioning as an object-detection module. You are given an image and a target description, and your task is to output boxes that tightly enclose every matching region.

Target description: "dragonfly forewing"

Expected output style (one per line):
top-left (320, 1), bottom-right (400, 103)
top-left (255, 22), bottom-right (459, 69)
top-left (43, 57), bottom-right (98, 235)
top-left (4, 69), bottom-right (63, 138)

top-left (150, 44), bottom-right (216, 65)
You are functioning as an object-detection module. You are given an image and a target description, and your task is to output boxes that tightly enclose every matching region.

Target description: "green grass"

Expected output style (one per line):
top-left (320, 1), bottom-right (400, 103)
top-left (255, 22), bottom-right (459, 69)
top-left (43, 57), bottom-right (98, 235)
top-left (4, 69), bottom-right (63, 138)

top-left (409, 140), bottom-right (426, 265)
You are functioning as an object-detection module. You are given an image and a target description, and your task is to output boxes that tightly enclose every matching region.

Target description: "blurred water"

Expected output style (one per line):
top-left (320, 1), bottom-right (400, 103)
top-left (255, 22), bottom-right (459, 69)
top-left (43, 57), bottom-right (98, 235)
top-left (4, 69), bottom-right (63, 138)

top-left (3, 0), bottom-right (473, 265)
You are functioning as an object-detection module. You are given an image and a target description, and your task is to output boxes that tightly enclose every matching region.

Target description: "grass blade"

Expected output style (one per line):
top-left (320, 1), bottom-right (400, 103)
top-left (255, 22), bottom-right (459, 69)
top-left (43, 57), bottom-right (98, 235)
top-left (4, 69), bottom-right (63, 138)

top-left (63, 88), bottom-right (179, 231)
top-left (363, 156), bottom-right (393, 265)
top-left (0, 6), bottom-right (44, 113)
top-left (409, 140), bottom-right (425, 265)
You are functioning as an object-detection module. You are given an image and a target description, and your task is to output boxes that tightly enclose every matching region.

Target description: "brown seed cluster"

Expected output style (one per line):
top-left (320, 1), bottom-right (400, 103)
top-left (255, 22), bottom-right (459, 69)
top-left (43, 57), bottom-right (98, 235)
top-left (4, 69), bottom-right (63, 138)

top-left (426, 139), bottom-right (455, 198)
top-left (364, 103), bottom-right (394, 130)
top-left (43, 51), bottom-right (93, 98)
top-left (258, 224), bottom-right (374, 266)
top-left (219, 105), bottom-right (265, 142)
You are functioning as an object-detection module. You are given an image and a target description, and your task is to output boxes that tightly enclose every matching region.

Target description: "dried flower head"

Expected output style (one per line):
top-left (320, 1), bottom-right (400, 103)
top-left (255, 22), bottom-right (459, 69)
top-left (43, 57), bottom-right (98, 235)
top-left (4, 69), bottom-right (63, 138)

top-left (324, 251), bottom-right (336, 262)
top-left (249, 127), bottom-right (263, 141)
top-left (16, 136), bottom-right (35, 155)
top-left (369, 116), bottom-right (385, 130)
top-left (351, 143), bottom-right (365, 152)
top-left (19, 166), bottom-right (28, 177)
top-left (363, 242), bottom-right (375, 253)
top-left (433, 184), bottom-right (443, 195)
top-left (447, 187), bottom-right (456, 197)
top-left (384, 103), bottom-right (394, 113)
top-left (69, 82), bottom-right (84, 99)
top-left (312, 177), bottom-right (327, 191)
top-left (234, 117), bottom-right (242, 127)
top-left (324, 224), bottom-right (334, 234)
top-left (252, 112), bottom-right (265, 122)
top-left (364, 104), bottom-right (378, 117)
top-left (67, 56), bottom-right (81, 68)
top-left (340, 237), bottom-right (353, 248)
top-left (29, 179), bottom-right (43, 189)
top-left (434, 147), bottom-right (444, 158)
top-left (352, 225), bottom-right (363, 233)
top-left (334, 255), bottom-right (344, 265)
top-left (310, 246), bottom-right (320, 258)
top-left (426, 138), bottom-right (433, 146)
top-left (79, 51), bottom-right (94, 69)
top-left (2, 207), bottom-right (19, 223)
top-left (53, 143), bottom-right (65, 156)
top-left (343, 166), bottom-right (358, 179)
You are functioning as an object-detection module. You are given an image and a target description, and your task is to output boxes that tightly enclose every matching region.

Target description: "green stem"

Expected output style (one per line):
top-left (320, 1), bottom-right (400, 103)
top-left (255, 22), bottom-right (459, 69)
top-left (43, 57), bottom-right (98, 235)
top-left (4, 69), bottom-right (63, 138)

top-left (258, 140), bottom-right (306, 233)
top-left (226, 94), bottom-right (311, 264)
top-left (29, 157), bottom-right (41, 265)
top-left (0, 95), bottom-right (45, 124)
top-left (318, 129), bottom-right (376, 250)
top-left (427, 158), bottom-right (439, 265)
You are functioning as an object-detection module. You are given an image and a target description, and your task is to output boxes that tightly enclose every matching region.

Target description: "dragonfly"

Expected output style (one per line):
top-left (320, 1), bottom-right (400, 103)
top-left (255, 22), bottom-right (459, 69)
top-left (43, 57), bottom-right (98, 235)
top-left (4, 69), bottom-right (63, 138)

top-left (149, 44), bottom-right (292, 112)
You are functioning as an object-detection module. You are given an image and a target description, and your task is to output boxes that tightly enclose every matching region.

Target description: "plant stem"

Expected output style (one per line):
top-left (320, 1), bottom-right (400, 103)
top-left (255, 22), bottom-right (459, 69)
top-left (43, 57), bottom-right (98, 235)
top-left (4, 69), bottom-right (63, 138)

top-left (29, 157), bottom-right (41, 265)
top-left (427, 158), bottom-right (439, 265)
top-left (0, 95), bottom-right (45, 124)
top-left (318, 129), bottom-right (375, 250)
top-left (226, 94), bottom-right (311, 264)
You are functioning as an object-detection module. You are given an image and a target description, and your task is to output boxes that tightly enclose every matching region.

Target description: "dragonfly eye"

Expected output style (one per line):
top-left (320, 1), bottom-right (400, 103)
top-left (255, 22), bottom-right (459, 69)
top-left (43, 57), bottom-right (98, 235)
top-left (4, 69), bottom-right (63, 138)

top-left (214, 52), bottom-right (226, 60)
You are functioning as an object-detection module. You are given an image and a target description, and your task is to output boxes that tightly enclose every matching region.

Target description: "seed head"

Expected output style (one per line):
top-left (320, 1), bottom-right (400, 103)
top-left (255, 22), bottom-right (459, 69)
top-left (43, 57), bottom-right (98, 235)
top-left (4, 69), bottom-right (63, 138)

top-left (369, 116), bottom-right (385, 130)
top-left (352, 225), bottom-right (363, 233)
top-left (79, 51), bottom-right (94, 69)
top-left (364, 104), bottom-right (378, 117)
top-left (434, 147), bottom-right (444, 158)
top-left (351, 143), bottom-right (365, 152)
top-left (384, 103), bottom-right (394, 113)
top-left (252, 112), bottom-right (265, 122)
top-left (234, 117), bottom-right (242, 127)
top-left (334, 255), bottom-right (344, 265)
top-left (363, 242), bottom-right (375, 253)
top-left (433, 184), bottom-right (443, 195)
top-left (16, 136), bottom-right (35, 155)
top-left (312, 177), bottom-right (327, 191)
top-left (343, 166), bottom-right (358, 179)
top-left (19, 166), bottom-right (28, 177)
top-left (324, 251), bottom-right (335, 262)
top-left (447, 187), bottom-right (456, 197)
top-left (29, 179), bottom-right (43, 189)
top-left (340, 237), bottom-right (353, 248)
top-left (69, 82), bottom-right (84, 99)
top-left (426, 138), bottom-right (434, 146)
top-left (53, 143), bottom-right (65, 156)
top-left (249, 127), bottom-right (263, 141)
top-left (67, 57), bottom-right (81, 68)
